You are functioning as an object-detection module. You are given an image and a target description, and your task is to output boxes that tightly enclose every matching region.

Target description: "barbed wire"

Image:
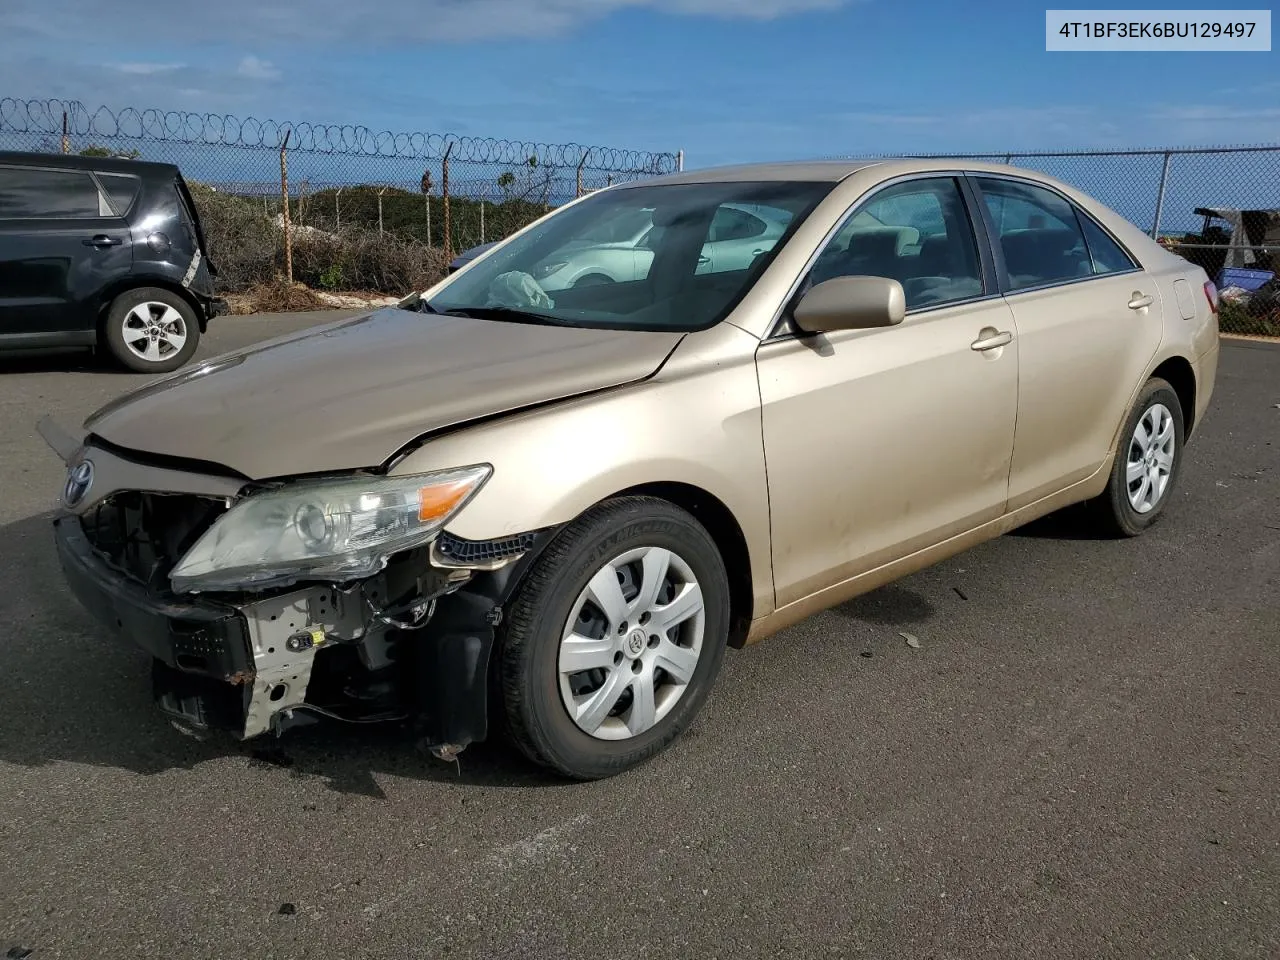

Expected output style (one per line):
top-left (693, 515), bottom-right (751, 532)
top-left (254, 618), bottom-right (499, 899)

top-left (0, 98), bottom-right (679, 174)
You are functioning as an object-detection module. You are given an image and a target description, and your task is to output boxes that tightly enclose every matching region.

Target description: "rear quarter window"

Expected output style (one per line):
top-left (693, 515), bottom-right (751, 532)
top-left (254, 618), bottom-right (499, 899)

top-left (97, 172), bottom-right (142, 217)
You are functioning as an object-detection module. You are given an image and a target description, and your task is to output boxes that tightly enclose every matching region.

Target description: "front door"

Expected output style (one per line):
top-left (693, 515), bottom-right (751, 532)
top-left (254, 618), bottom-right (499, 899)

top-left (758, 175), bottom-right (1020, 607)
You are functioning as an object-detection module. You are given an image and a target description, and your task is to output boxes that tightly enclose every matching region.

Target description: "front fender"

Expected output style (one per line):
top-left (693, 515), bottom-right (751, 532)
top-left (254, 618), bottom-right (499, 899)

top-left (389, 322), bottom-right (776, 618)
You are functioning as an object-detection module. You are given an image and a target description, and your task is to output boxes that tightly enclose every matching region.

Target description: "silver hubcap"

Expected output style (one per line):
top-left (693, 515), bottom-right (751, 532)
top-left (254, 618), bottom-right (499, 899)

top-left (122, 302), bottom-right (187, 363)
top-left (1127, 402), bottom-right (1176, 514)
top-left (558, 546), bottom-right (705, 741)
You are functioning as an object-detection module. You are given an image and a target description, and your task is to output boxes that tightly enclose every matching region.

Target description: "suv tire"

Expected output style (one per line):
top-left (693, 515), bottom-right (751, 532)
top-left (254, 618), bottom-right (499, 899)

top-left (103, 287), bottom-right (201, 374)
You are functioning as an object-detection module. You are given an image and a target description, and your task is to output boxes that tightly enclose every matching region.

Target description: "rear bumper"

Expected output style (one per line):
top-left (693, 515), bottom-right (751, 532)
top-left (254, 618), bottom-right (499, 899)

top-left (206, 297), bottom-right (228, 319)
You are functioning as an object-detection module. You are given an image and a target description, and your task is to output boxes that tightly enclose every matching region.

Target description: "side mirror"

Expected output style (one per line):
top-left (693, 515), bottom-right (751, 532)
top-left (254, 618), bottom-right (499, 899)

top-left (792, 276), bottom-right (906, 334)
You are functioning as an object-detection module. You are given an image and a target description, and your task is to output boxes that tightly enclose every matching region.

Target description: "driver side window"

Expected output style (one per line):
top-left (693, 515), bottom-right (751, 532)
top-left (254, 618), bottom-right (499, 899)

top-left (808, 177), bottom-right (984, 310)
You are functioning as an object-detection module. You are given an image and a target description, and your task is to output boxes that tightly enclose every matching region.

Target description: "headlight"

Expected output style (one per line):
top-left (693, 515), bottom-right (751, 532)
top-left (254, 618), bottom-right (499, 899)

top-left (532, 260), bottom-right (568, 280)
top-left (169, 465), bottom-right (492, 593)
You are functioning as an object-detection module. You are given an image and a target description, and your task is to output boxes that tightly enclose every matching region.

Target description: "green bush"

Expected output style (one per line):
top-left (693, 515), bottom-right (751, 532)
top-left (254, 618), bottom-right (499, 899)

top-left (1218, 298), bottom-right (1280, 337)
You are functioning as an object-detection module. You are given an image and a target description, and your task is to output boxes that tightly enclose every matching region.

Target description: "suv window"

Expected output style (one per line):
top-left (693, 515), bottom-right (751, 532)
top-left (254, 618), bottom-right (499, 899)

top-left (1078, 213), bottom-right (1138, 275)
top-left (97, 172), bottom-right (142, 217)
top-left (811, 177), bottom-right (984, 309)
top-left (0, 166), bottom-right (105, 219)
top-left (975, 178), bottom-right (1094, 291)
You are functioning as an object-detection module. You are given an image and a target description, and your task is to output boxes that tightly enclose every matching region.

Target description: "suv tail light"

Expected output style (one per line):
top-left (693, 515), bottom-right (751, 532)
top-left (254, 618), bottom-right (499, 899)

top-left (1203, 279), bottom-right (1219, 314)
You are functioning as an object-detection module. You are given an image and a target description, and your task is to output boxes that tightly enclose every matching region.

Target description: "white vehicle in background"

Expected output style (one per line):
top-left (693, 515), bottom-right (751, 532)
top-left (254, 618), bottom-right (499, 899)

top-left (451, 203), bottom-right (798, 292)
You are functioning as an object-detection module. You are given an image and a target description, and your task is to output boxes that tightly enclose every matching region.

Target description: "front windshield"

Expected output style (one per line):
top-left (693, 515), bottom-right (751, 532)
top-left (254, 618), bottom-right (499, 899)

top-left (427, 180), bottom-right (834, 332)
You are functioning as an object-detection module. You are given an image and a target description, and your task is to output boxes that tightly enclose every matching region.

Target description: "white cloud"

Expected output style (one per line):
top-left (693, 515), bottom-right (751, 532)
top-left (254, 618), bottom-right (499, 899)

top-left (236, 55), bottom-right (281, 80)
top-left (0, 0), bottom-right (853, 43)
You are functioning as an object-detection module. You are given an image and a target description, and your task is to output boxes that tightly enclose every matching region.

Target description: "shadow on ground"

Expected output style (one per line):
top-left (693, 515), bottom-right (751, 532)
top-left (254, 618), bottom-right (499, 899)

top-left (0, 346), bottom-right (114, 375)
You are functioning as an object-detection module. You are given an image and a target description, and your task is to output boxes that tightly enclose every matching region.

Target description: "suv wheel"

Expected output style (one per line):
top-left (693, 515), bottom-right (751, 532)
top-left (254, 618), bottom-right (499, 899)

top-left (499, 497), bottom-right (731, 780)
top-left (103, 287), bottom-right (201, 373)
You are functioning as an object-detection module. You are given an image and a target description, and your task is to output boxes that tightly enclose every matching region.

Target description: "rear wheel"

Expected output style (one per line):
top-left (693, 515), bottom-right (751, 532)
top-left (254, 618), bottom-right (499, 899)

top-left (499, 497), bottom-right (730, 780)
top-left (103, 287), bottom-right (201, 373)
top-left (1087, 377), bottom-right (1185, 537)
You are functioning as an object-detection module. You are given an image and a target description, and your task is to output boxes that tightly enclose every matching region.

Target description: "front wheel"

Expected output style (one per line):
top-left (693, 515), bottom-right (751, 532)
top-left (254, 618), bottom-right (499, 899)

top-left (499, 497), bottom-right (730, 780)
top-left (1087, 377), bottom-right (1185, 537)
top-left (103, 287), bottom-right (201, 373)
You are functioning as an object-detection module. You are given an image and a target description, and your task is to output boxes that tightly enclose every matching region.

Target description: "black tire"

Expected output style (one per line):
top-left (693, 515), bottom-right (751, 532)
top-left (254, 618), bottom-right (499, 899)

top-left (1086, 377), bottom-right (1186, 537)
top-left (572, 273), bottom-right (614, 288)
top-left (103, 287), bottom-right (201, 374)
top-left (499, 496), bottom-right (731, 780)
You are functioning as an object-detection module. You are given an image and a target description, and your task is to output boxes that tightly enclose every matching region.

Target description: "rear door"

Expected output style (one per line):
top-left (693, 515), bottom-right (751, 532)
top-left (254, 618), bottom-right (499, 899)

top-left (969, 175), bottom-right (1164, 511)
top-left (0, 163), bottom-right (132, 340)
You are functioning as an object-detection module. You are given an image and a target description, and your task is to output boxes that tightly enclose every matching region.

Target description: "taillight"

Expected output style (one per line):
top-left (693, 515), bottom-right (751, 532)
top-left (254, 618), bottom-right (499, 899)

top-left (1203, 280), bottom-right (1219, 314)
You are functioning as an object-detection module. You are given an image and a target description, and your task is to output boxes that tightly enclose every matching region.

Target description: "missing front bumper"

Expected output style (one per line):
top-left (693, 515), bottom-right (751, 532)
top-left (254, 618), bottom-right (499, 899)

top-left (54, 513), bottom-right (499, 752)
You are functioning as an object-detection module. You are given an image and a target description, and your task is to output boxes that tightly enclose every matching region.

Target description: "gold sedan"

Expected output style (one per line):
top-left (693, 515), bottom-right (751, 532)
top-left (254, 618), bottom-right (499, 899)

top-left (47, 159), bottom-right (1221, 780)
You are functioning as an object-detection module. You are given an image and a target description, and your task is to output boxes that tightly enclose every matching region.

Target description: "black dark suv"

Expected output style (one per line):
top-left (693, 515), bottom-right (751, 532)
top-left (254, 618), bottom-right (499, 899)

top-left (0, 151), bottom-right (225, 373)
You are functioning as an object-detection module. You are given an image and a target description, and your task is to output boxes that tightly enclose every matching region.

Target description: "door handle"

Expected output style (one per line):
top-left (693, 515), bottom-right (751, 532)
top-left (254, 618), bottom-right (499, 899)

top-left (970, 330), bottom-right (1013, 352)
top-left (1128, 292), bottom-right (1154, 310)
top-left (697, 255), bottom-right (711, 265)
top-left (83, 235), bottom-right (123, 247)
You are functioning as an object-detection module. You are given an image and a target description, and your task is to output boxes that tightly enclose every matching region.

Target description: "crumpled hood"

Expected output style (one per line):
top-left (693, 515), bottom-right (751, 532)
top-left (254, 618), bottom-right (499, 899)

top-left (85, 307), bottom-right (684, 479)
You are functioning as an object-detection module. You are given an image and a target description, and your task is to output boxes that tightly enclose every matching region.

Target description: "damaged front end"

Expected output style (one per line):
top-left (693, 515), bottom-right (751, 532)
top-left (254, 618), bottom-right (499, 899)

top-left (45, 424), bottom-right (547, 761)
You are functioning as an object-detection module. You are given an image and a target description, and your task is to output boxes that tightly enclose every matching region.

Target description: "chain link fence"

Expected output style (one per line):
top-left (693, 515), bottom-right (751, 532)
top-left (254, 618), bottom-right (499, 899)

top-left (838, 145), bottom-right (1280, 336)
top-left (0, 98), bottom-right (681, 305)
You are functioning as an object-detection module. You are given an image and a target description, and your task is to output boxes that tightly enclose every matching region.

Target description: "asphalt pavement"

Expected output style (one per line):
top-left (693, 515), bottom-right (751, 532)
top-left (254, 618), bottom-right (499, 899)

top-left (1, 316), bottom-right (1277, 960)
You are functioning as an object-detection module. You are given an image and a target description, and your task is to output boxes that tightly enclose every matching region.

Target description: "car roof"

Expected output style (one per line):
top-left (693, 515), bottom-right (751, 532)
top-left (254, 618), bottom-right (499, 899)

top-left (619, 158), bottom-right (1062, 187)
top-left (0, 150), bottom-right (180, 178)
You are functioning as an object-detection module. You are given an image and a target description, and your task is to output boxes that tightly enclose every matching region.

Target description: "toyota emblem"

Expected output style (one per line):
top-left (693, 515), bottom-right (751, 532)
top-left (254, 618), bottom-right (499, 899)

top-left (63, 459), bottom-right (95, 507)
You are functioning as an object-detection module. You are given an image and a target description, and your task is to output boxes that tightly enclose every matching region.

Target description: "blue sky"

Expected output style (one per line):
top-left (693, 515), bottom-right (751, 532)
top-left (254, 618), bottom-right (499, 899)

top-left (3, 0), bottom-right (1279, 168)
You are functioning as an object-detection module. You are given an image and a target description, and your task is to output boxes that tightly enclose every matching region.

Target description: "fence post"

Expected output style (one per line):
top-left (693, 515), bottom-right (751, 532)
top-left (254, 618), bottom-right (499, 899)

top-left (335, 187), bottom-right (342, 230)
top-left (377, 187), bottom-right (386, 236)
top-left (576, 150), bottom-right (589, 198)
top-left (480, 197), bottom-right (486, 245)
top-left (677, 149), bottom-right (684, 172)
top-left (279, 130), bottom-right (293, 286)
top-left (61, 111), bottom-right (69, 154)
top-left (425, 195), bottom-right (431, 248)
top-left (1151, 151), bottom-right (1172, 239)
top-left (442, 143), bottom-right (453, 258)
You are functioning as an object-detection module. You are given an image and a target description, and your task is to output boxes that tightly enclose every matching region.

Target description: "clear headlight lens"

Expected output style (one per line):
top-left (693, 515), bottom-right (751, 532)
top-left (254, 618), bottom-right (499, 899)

top-left (169, 465), bottom-right (492, 593)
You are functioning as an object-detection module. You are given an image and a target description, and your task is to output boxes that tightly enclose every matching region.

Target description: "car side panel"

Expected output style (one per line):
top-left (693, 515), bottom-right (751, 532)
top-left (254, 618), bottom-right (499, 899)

top-left (1001, 272), bottom-right (1164, 512)
top-left (757, 298), bottom-right (1019, 608)
top-left (128, 175), bottom-right (205, 298)
top-left (390, 322), bottom-right (777, 619)
top-left (0, 215), bottom-right (132, 338)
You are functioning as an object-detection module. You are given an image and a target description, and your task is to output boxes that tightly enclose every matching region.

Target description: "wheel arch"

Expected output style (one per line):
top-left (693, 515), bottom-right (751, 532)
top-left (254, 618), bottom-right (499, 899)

top-left (95, 276), bottom-right (211, 337)
top-left (605, 481), bottom-right (755, 650)
top-left (1149, 354), bottom-right (1197, 437)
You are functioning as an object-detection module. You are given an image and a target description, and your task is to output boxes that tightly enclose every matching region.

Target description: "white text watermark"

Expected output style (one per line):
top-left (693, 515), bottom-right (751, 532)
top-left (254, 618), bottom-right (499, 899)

top-left (1046, 9), bottom-right (1272, 51)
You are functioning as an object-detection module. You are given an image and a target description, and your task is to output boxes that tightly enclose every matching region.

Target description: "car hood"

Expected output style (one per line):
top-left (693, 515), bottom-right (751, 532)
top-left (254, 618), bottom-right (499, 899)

top-left (85, 307), bottom-right (685, 479)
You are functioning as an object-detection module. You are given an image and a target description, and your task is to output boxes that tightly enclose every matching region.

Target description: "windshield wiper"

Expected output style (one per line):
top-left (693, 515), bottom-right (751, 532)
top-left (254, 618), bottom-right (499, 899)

top-left (438, 306), bottom-right (576, 327)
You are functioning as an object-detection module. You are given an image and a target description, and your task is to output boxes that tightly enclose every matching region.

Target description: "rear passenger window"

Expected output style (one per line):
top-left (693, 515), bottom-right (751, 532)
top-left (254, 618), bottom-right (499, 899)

top-left (709, 207), bottom-right (767, 241)
top-left (97, 173), bottom-right (141, 217)
top-left (0, 167), bottom-right (104, 219)
top-left (1078, 214), bottom-right (1137, 275)
top-left (810, 177), bottom-right (984, 309)
top-left (975, 178), bottom-right (1092, 291)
